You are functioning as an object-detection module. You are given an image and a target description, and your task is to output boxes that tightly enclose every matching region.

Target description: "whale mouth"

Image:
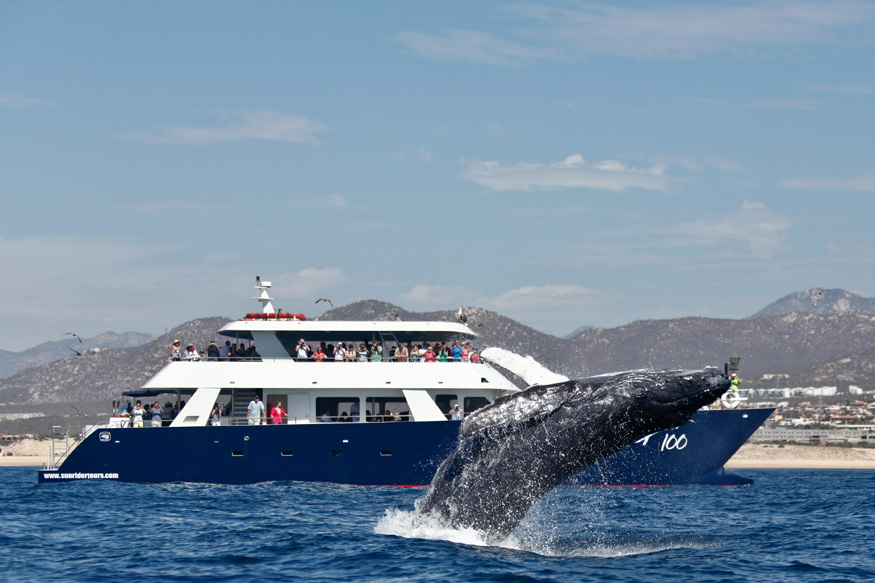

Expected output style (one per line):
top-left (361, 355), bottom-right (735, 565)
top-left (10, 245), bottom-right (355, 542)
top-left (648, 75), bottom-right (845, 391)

top-left (648, 371), bottom-right (729, 408)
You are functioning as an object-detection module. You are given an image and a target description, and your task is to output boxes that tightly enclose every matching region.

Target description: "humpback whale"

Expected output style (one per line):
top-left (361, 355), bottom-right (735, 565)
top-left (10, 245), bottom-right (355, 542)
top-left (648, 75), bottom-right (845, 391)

top-left (416, 368), bottom-right (729, 542)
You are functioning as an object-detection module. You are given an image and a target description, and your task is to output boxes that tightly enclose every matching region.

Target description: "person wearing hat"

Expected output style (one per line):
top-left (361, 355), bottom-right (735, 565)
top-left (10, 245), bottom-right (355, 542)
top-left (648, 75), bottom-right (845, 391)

top-left (184, 343), bottom-right (200, 360)
top-left (170, 339), bottom-right (182, 361)
top-left (730, 373), bottom-right (740, 391)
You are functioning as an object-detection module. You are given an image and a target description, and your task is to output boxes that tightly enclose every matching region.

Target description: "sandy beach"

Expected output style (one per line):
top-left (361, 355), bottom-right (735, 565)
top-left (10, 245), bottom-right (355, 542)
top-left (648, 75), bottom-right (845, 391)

top-left (3, 438), bottom-right (875, 470)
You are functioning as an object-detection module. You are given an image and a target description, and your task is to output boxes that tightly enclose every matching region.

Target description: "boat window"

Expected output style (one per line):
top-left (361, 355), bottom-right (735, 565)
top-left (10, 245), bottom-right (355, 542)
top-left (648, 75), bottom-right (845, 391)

top-left (434, 394), bottom-right (458, 419)
top-left (315, 397), bottom-right (360, 422)
top-left (365, 397), bottom-right (409, 422)
top-left (464, 396), bottom-right (491, 414)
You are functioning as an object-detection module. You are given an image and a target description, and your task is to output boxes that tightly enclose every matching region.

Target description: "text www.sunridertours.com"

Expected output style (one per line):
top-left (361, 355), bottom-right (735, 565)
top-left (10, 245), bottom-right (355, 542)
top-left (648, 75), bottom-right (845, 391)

top-left (43, 472), bottom-right (119, 479)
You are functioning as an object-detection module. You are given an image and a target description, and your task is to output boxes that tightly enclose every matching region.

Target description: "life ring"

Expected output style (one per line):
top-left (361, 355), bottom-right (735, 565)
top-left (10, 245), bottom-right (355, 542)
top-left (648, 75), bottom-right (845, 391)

top-left (721, 391), bottom-right (741, 409)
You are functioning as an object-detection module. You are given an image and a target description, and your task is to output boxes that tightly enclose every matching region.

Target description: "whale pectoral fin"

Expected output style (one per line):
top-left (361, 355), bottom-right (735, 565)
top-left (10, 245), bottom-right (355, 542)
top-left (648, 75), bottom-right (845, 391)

top-left (460, 381), bottom-right (580, 436)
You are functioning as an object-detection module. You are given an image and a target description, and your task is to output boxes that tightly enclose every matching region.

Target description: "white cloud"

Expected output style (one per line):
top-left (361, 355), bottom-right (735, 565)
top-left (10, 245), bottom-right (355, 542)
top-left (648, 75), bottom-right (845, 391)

top-left (688, 97), bottom-right (819, 112)
top-left (514, 1), bottom-right (875, 59)
top-left (126, 110), bottom-right (329, 145)
top-left (386, 146), bottom-right (433, 163)
top-left (109, 201), bottom-right (232, 216)
top-left (394, 29), bottom-right (562, 65)
top-left (779, 172), bottom-right (875, 193)
top-left (398, 284), bottom-right (480, 308)
top-left (465, 154), bottom-right (668, 192)
top-left (493, 284), bottom-right (611, 312)
top-left (397, 2), bottom-right (875, 64)
top-left (272, 268), bottom-right (348, 301)
top-left (0, 92), bottom-right (50, 108)
top-left (800, 83), bottom-right (875, 95)
top-left (673, 201), bottom-right (792, 259)
top-left (282, 194), bottom-right (348, 211)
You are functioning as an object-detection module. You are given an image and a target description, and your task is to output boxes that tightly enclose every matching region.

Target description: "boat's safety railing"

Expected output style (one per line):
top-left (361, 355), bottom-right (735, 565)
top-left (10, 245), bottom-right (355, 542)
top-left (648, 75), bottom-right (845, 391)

top-left (46, 426), bottom-right (70, 470)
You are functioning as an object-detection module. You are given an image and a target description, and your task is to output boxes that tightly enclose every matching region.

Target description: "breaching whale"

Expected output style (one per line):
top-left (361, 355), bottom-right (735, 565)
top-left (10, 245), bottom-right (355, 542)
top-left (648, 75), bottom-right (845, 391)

top-left (415, 368), bottom-right (729, 542)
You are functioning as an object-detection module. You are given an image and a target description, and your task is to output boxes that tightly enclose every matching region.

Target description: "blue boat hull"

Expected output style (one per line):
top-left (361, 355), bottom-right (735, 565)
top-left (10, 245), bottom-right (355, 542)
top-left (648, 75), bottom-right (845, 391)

top-left (38, 408), bottom-right (772, 486)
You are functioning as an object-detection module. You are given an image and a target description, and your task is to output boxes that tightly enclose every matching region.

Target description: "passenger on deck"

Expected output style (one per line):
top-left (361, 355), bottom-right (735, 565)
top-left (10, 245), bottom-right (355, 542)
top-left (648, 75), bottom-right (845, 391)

top-left (450, 405), bottom-right (464, 421)
top-left (206, 340), bottom-right (220, 360)
top-left (345, 344), bottom-right (356, 362)
top-left (312, 346), bottom-right (327, 362)
top-left (410, 345), bottom-right (421, 362)
top-left (170, 339), bottom-right (182, 361)
top-left (296, 338), bottom-right (309, 361)
top-left (131, 401), bottom-right (146, 428)
top-left (438, 344), bottom-right (449, 362)
top-left (210, 404), bottom-right (221, 426)
top-left (356, 344), bottom-right (369, 362)
top-left (238, 343), bottom-right (247, 360)
top-left (247, 395), bottom-right (265, 425)
top-left (470, 349), bottom-right (480, 363)
top-left (184, 344), bottom-right (200, 360)
top-left (320, 410), bottom-right (331, 422)
top-left (149, 402), bottom-right (163, 428)
top-left (395, 343), bottom-right (408, 362)
top-left (219, 340), bottom-right (231, 360)
top-left (271, 401), bottom-right (286, 425)
top-left (452, 340), bottom-right (462, 362)
top-left (423, 346), bottom-right (435, 362)
top-left (162, 402), bottom-right (174, 426)
top-left (383, 410), bottom-right (395, 422)
top-left (334, 342), bottom-right (345, 362)
top-left (350, 398), bottom-right (360, 422)
top-left (370, 341), bottom-right (383, 362)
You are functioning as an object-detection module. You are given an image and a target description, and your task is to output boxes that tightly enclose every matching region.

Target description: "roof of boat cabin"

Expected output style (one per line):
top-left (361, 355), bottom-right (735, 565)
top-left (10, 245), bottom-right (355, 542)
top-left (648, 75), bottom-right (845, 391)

top-left (218, 319), bottom-right (478, 343)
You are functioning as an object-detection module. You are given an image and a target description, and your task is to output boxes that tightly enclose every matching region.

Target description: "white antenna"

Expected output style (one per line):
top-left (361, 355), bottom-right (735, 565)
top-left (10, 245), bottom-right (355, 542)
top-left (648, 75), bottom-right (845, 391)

top-left (252, 276), bottom-right (275, 314)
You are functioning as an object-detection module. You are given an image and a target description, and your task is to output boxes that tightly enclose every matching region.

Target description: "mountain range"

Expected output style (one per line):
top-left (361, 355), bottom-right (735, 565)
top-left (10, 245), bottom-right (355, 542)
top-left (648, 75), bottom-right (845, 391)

top-left (2, 288), bottom-right (875, 412)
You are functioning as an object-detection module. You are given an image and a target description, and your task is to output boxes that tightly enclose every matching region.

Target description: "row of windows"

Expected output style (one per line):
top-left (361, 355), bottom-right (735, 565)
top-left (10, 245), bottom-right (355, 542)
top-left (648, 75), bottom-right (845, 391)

top-left (312, 395), bottom-right (490, 422)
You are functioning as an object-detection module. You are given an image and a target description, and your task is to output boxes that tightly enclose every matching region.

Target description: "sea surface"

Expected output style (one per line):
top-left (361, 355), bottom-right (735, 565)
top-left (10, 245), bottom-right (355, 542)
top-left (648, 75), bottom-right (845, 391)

top-left (2, 467), bottom-right (873, 583)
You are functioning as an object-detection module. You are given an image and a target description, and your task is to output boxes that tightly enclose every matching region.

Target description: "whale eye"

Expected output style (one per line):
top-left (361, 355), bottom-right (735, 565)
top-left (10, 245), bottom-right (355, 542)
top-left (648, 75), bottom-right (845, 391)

top-left (635, 388), bottom-right (645, 399)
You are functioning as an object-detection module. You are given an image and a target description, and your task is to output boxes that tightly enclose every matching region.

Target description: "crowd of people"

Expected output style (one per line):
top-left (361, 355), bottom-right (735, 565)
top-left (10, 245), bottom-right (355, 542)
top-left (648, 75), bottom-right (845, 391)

top-left (292, 338), bottom-right (481, 363)
top-left (121, 399), bottom-right (184, 427)
top-left (170, 339), bottom-right (261, 361)
top-left (169, 338), bottom-right (481, 364)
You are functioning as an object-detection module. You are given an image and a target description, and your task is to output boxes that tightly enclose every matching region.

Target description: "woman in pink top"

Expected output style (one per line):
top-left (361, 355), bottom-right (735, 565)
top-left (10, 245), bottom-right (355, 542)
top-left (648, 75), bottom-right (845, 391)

top-left (271, 402), bottom-right (286, 425)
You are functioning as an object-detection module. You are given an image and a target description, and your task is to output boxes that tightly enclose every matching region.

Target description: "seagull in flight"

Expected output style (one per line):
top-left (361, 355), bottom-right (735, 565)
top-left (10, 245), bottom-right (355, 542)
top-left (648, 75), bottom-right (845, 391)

top-left (458, 306), bottom-right (468, 324)
top-left (68, 347), bottom-right (84, 356)
top-left (64, 332), bottom-right (83, 343)
top-left (315, 298), bottom-right (334, 308)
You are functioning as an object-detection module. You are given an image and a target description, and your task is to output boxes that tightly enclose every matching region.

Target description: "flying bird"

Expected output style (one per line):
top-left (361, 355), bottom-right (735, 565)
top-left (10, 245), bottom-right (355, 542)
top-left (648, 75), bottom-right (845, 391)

top-left (315, 298), bottom-right (334, 308)
top-left (68, 347), bottom-right (84, 356)
top-left (458, 305), bottom-right (468, 324)
top-left (65, 332), bottom-right (82, 343)
top-left (71, 405), bottom-right (90, 421)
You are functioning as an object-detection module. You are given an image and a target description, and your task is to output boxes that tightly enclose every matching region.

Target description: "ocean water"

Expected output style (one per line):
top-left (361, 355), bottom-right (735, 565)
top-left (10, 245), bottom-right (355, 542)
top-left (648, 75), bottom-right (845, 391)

top-left (2, 467), bottom-right (873, 583)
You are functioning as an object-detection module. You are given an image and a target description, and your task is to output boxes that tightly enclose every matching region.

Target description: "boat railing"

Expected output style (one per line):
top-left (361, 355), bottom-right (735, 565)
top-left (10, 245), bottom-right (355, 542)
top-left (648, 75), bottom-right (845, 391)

top-left (175, 356), bottom-right (480, 363)
top-left (45, 426), bottom-right (70, 470)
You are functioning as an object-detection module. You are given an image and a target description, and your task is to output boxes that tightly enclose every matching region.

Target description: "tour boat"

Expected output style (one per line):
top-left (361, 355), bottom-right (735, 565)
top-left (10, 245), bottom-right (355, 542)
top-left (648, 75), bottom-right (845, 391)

top-left (39, 279), bottom-right (771, 485)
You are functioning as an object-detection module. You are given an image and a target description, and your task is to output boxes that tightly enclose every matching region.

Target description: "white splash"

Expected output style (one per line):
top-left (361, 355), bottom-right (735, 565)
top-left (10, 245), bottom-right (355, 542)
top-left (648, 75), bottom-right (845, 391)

top-left (374, 507), bottom-right (521, 549)
top-left (481, 347), bottom-right (569, 386)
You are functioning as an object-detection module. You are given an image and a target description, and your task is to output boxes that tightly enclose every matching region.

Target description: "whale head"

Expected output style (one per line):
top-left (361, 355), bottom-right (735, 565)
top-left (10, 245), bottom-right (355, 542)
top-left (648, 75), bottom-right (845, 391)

top-left (416, 368), bottom-right (729, 542)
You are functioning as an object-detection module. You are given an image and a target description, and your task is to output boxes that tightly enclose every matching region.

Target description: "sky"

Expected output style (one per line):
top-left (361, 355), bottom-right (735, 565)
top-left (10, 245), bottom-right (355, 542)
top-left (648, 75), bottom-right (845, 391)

top-left (2, 1), bottom-right (875, 351)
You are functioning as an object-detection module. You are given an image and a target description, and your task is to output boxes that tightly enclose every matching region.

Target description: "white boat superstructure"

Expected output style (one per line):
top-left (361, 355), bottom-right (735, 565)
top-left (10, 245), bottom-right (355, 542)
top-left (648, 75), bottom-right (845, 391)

top-left (145, 279), bottom-right (518, 429)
